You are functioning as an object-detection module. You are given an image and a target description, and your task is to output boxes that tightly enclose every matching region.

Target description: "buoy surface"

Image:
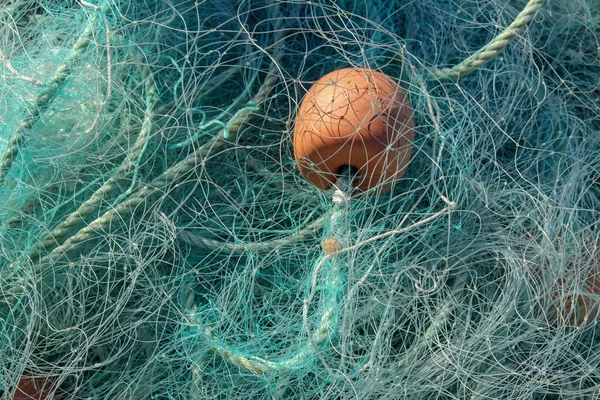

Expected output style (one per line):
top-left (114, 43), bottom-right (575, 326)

top-left (294, 68), bottom-right (414, 192)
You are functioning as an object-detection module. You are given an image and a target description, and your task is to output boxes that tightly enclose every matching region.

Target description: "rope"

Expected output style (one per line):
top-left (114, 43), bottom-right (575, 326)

top-left (0, 1), bottom-right (113, 183)
top-left (36, 1), bottom-right (285, 265)
top-left (432, 0), bottom-right (545, 79)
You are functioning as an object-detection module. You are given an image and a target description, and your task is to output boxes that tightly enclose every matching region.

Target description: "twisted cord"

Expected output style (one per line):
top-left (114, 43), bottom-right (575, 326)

top-left (37, 4), bottom-right (285, 265)
top-left (30, 61), bottom-right (157, 260)
top-left (432, 0), bottom-right (545, 79)
top-left (0, 1), bottom-right (112, 183)
top-left (177, 214), bottom-right (326, 253)
top-left (196, 180), bottom-right (351, 375)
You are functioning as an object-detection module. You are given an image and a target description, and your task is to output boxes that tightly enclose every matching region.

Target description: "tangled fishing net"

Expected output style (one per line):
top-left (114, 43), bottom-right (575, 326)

top-left (0, 0), bottom-right (599, 398)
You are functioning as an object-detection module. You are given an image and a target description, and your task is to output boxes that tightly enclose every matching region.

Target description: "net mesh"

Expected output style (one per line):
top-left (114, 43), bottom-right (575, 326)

top-left (0, 0), bottom-right (599, 398)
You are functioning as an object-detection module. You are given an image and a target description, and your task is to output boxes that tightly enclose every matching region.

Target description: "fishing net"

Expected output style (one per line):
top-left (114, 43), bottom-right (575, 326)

top-left (0, 0), bottom-right (599, 398)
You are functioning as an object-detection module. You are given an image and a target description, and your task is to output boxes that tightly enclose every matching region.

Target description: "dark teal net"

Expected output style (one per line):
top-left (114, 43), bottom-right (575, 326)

top-left (0, 0), bottom-right (599, 398)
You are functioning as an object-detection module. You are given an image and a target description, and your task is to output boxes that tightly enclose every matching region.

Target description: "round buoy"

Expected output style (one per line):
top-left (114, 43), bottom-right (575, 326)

top-left (294, 68), bottom-right (414, 192)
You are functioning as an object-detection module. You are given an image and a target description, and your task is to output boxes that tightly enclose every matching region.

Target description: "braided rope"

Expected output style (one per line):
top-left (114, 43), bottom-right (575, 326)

top-left (38, 4), bottom-right (284, 265)
top-left (0, 1), bottom-right (112, 183)
top-left (194, 183), bottom-right (350, 375)
top-left (30, 61), bottom-right (157, 259)
top-left (432, 0), bottom-right (545, 80)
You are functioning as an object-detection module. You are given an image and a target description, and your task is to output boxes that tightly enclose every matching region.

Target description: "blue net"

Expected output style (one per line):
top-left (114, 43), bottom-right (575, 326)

top-left (0, 0), bottom-right (599, 398)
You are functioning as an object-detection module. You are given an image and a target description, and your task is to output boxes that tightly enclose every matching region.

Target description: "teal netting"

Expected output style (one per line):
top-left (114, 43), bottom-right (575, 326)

top-left (0, 0), bottom-right (599, 399)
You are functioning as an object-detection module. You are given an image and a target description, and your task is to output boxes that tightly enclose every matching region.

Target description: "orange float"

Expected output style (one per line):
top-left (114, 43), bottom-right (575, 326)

top-left (550, 248), bottom-right (600, 327)
top-left (13, 376), bottom-right (53, 400)
top-left (294, 68), bottom-right (414, 192)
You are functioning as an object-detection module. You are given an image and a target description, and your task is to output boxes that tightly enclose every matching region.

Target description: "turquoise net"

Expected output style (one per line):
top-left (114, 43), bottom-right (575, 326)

top-left (0, 0), bottom-right (599, 398)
